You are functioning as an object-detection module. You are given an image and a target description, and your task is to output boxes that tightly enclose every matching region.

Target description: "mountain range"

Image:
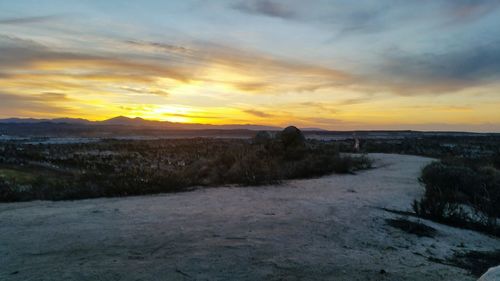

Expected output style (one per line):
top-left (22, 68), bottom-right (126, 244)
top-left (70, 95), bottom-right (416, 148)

top-left (0, 116), bottom-right (284, 131)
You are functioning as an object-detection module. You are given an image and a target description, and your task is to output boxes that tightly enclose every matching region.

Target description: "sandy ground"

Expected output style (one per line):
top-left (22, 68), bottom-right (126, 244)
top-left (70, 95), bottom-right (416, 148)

top-left (1, 153), bottom-right (499, 281)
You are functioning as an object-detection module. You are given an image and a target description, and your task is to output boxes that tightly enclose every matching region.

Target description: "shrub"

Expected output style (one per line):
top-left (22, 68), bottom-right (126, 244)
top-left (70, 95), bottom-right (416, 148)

top-left (226, 150), bottom-right (281, 185)
top-left (282, 154), bottom-right (372, 179)
top-left (493, 154), bottom-right (500, 170)
top-left (252, 131), bottom-right (272, 145)
top-left (278, 126), bottom-right (306, 161)
top-left (279, 126), bottom-right (305, 148)
top-left (0, 178), bottom-right (19, 202)
top-left (0, 136), bottom-right (373, 202)
top-left (413, 161), bottom-right (500, 235)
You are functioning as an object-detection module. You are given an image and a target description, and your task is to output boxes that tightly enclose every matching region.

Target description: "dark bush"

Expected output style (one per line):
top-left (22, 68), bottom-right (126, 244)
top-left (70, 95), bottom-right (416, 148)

top-left (493, 154), bottom-right (500, 170)
top-left (413, 161), bottom-right (500, 235)
top-left (252, 131), bottom-right (272, 145)
top-left (282, 154), bottom-right (372, 179)
top-left (279, 126), bottom-right (305, 148)
top-left (0, 178), bottom-right (19, 202)
top-left (226, 151), bottom-right (281, 185)
top-left (278, 126), bottom-right (306, 160)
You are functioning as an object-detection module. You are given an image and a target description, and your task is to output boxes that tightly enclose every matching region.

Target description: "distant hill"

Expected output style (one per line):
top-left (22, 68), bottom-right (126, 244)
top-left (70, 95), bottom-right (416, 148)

top-left (0, 116), bottom-right (281, 131)
top-left (1, 117), bottom-right (497, 139)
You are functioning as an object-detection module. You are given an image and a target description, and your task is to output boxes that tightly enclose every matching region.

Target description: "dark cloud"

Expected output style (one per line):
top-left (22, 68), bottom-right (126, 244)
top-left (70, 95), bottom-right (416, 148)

top-left (232, 0), bottom-right (296, 19)
top-left (231, 0), bottom-right (498, 38)
top-left (327, 0), bottom-right (498, 37)
top-left (0, 15), bottom-right (60, 25)
top-left (243, 109), bottom-right (274, 118)
top-left (124, 40), bottom-right (191, 54)
top-left (325, 3), bottom-right (397, 37)
top-left (381, 42), bottom-right (500, 93)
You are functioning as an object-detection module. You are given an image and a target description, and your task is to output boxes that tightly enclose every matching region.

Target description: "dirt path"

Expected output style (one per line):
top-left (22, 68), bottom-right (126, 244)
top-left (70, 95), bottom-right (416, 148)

top-left (1, 154), bottom-right (498, 281)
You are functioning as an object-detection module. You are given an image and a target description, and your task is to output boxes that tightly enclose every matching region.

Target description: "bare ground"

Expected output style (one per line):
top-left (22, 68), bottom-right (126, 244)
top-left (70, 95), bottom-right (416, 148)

top-left (1, 153), bottom-right (499, 281)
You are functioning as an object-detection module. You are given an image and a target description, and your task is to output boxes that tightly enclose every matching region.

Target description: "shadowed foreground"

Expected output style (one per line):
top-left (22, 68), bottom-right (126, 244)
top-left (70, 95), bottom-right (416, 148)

top-left (1, 154), bottom-right (498, 281)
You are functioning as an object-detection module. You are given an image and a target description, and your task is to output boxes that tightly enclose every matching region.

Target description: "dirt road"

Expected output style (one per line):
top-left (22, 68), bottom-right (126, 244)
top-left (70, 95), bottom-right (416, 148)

top-left (1, 154), bottom-right (498, 280)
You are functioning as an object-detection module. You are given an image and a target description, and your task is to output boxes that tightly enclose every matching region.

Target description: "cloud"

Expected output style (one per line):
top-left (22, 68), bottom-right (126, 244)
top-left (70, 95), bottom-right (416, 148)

top-left (0, 92), bottom-right (74, 117)
top-left (403, 104), bottom-right (473, 112)
top-left (443, 0), bottom-right (500, 24)
top-left (0, 35), bottom-right (351, 95)
top-left (124, 40), bottom-right (191, 54)
top-left (0, 35), bottom-right (191, 83)
top-left (335, 96), bottom-right (375, 106)
top-left (120, 87), bottom-right (170, 97)
top-left (326, 0), bottom-right (498, 38)
top-left (230, 0), bottom-right (498, 39)
top-left (243, 109), bottom-right (274, 118)
top-left (39, 92), bottom-right (73, 101)
top-left (378, 42), bottom-right (500, 94)
top-left (232, 82), bottom-right (271, 92)
top-left (195, 42), bottom-right (351, 93)
top-left (298, 102), bottom-right (338, 113)
top-left (0, 15), bottom-right (60, 25)
top-left (162, 113), bottom-right (220, 119)
top-left (232, 0), bottom-right (296, 19)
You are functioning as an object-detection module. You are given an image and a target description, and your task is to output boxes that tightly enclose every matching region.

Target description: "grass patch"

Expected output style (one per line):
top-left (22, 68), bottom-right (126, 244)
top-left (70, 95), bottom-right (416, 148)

top-left (0, 168), bottom-right (37, 185)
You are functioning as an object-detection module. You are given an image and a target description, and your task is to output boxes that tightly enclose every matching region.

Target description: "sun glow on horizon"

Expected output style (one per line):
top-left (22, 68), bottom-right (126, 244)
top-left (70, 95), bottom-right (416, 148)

top-left (0, 1), bottom-right (499, 132)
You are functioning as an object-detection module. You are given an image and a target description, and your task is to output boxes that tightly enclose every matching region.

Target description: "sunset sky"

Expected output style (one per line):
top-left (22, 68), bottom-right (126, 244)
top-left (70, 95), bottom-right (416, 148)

top-left (1, 0), bottom-right (499, 131)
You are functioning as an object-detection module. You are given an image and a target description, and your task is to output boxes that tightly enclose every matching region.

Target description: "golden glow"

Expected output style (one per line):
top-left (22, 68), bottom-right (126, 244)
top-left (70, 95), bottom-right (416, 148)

top-left (0, 40), bottom-right (499, 131)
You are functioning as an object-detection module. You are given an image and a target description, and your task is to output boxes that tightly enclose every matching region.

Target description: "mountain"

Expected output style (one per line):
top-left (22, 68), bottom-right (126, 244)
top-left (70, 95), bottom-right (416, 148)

top-left (52, 118), bottom-right (93, 125)
top-left (0, 116), bottom-right (282, 131)
top-left (99, 116), bottom-right (156, 126)
top-left (0, 117), bottom-right (91, 125)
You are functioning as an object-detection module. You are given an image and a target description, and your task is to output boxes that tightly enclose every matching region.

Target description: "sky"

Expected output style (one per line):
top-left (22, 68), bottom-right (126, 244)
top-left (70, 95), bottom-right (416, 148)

top-left (0, 0), bottom-right (499, 131)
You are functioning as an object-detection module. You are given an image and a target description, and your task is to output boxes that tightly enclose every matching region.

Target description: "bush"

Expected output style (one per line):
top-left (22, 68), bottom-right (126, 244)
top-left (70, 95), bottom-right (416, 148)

top-left (226, 150), bottom-right (281, 185)
top-left (0, 178), bottom-right (19, 202)
top-left (278, 126), bottom-right (306, 161)
top-left (413, 161), bottom-right (500, 235)
top-left (282, 154), bottom-right (372, 179)
top-left (252, 131), bottom-right (272, 145)
top-left (279, 126), bottom-right (305, 148)
top-left (493, 154), bottom-right (500, 170)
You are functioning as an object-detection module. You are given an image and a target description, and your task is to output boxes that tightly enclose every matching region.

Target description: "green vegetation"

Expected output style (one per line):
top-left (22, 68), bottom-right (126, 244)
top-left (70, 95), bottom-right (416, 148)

top-left (0, 168), bottom-right (38, 185)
